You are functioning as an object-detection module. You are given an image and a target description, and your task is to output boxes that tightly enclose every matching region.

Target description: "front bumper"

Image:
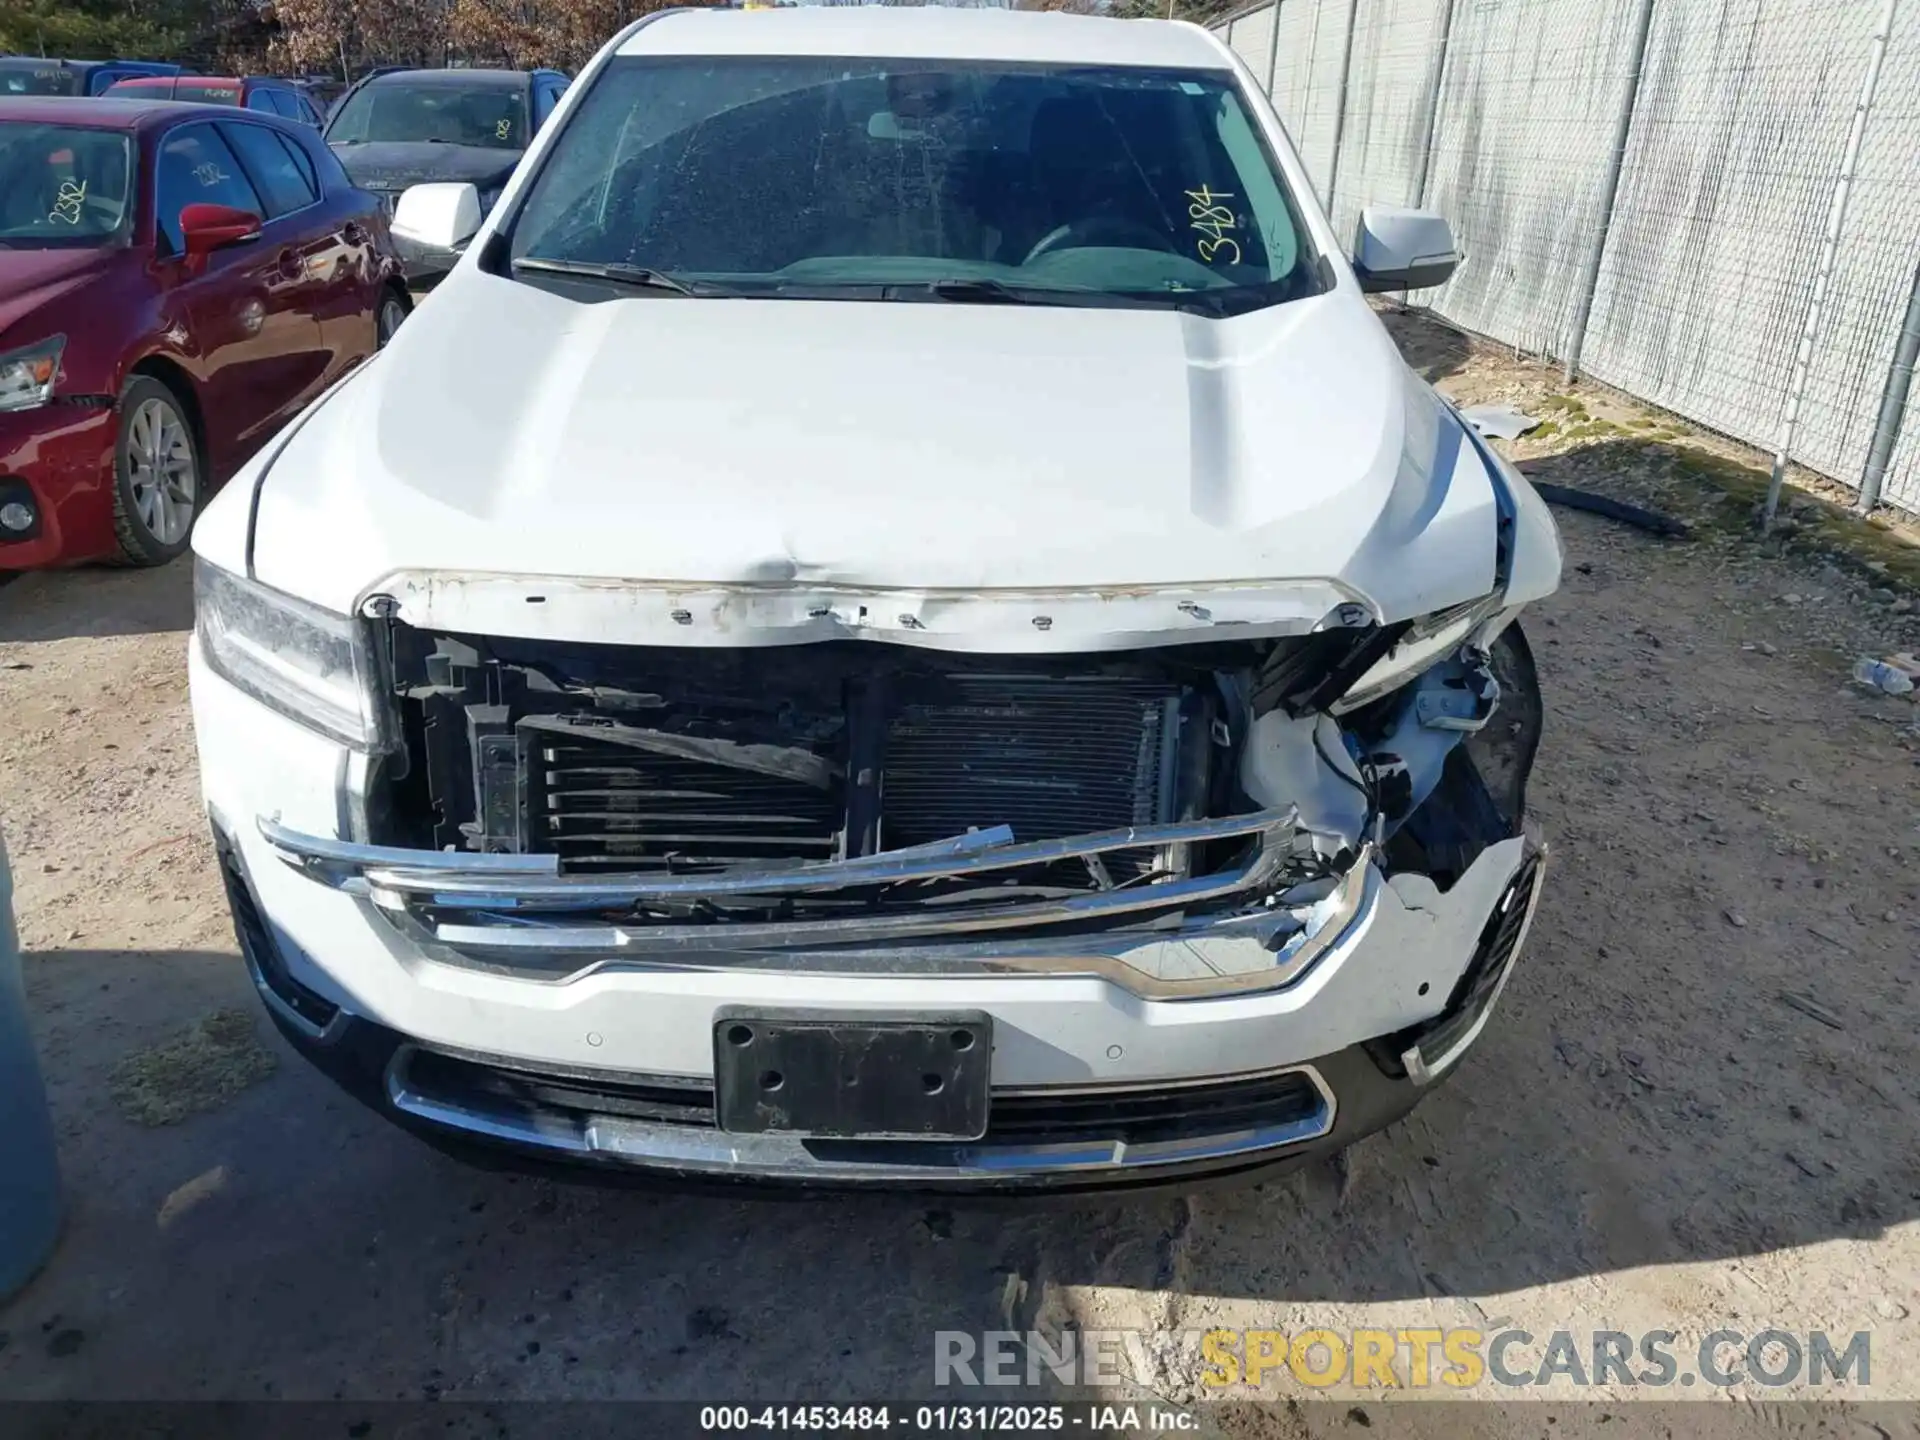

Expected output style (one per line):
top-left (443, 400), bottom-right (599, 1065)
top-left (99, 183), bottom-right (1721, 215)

top-left (192, 646), bottom-right (1547, 1190)
top-left (0, 402), bottom-right (118, 568)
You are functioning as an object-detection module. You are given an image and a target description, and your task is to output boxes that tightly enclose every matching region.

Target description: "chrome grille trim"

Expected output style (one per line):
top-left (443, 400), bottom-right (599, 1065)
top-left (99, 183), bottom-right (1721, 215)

top-left (383, 1046), bottom-right (1338, 1181)
top-left (259, 806), bottom-right (1296, 908)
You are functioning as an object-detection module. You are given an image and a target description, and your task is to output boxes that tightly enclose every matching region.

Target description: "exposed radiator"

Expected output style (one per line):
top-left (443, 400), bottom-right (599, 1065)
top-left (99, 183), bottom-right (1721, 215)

top-left (883, 676), bottom-right (1181, 882)
top-left (523, 732), bottom-right (841, 873)
top-left (446, 666), bottom-right (1188, 880)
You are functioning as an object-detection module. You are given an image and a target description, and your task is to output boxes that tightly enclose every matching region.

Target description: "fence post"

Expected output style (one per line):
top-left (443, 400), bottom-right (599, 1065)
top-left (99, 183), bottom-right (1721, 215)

top-left (1562, 0), bottom-right (1658, 384)
top-left (1299, 0), bottom-right (1326, 194)
top-left (1410, 0), bottom-right (1460, 211)
top-left (1266, 0), bottom-right (1285, 99)
top-left (1322, 0), bottom-right (1362, 216)
top-left (1763, 0), bottom-right (1901, 530)
top-left (1858, 254), bottom-right (1920, 514)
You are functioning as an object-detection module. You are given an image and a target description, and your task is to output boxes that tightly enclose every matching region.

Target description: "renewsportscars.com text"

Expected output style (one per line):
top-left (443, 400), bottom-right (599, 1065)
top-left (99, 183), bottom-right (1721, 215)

top-left (934, 1327), bottom-right (1871, 1390)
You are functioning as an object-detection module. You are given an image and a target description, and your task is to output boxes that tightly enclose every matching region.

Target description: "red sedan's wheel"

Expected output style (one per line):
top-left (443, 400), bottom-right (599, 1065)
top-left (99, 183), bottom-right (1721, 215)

top-left (110, 376), bottom-right (201, 567)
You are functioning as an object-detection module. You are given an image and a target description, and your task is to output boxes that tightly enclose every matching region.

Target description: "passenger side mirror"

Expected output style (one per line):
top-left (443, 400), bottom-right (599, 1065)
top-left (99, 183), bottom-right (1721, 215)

top-left (1351, 205), bottom-right (1461, 293)
top-left (392, 182), bottom-right (482, 252)
top-left (178, 202), bottom-right (262, 258)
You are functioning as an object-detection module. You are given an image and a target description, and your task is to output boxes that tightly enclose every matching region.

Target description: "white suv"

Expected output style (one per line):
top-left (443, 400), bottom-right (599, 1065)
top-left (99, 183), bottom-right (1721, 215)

top-left (189, 6), bottom-right (1561, 1191)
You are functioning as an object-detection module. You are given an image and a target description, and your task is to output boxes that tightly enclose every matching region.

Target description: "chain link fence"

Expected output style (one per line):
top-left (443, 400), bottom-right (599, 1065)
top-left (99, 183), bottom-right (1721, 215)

top-left (1215, 0), bottom-right (1920, 516)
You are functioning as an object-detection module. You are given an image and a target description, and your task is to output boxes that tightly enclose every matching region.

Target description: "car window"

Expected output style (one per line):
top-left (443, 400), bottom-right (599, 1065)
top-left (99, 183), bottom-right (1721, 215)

top-left (533, 82), bottom-right (555, 129)
top-left (162, 80), bottom-right (244, 106)
top-left (309, 140), bottom-right (352, 193)
top-left (0, 122), bottom-right (134, 245)
top-left (247, 88), bottom-right (279, 113)
top-left (155, 123), bottom-right (267, 253)
top-left (277, 130), bottom-right (321, 193)
top-left (220, 121), bottom-right (318, 217)
top-left (507, 57), bottom-right (1319, 316)
top-left (297, 94), bottom-right (323, 127)
top-left (328, 80), bottom-right (528, 149)
top-left (0, 61), bottom-right (85, 97)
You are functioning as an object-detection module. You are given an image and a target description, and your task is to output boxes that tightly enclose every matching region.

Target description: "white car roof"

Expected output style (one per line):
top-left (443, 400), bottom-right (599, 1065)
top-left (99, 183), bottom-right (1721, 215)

top-left (618, 8), bottom-right (1231, 69)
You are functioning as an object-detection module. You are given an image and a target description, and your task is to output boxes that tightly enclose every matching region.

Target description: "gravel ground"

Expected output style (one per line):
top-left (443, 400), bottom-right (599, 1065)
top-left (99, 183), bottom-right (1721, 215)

top-left (1, 316), bottom-right (1917, 1434)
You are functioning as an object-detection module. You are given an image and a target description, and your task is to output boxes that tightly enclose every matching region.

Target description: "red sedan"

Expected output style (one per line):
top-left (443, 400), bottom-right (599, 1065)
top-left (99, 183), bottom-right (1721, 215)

top-left (0, 97), bottom-right (408, 568)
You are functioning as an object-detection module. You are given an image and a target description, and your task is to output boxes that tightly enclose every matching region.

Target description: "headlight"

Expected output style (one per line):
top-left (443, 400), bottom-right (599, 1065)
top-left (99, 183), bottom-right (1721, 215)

top-left (1332, 592), bottom-right (1506, 713)
top-left (0, 336), bottom-right (63, 414)
top-left (195, 558), bottom-right (386, 749)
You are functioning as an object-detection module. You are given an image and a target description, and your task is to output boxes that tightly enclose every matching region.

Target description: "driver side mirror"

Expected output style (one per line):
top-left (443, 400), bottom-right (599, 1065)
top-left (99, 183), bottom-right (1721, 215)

top-left (179, 202), bottom-right (261, 258)
top-left (392, 182), bottom-right (482, 253)
top-left (1351, 205), bottom-right (1461, 293)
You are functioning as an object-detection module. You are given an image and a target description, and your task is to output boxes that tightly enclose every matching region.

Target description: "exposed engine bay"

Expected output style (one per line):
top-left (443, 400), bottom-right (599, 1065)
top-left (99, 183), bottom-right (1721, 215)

top-left (359, 620), bottom-right (1540, 947)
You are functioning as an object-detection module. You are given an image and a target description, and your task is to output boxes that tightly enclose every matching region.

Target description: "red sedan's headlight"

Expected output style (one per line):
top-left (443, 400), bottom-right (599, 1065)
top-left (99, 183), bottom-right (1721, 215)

top-left (0, 336), bottom-right (63, 415)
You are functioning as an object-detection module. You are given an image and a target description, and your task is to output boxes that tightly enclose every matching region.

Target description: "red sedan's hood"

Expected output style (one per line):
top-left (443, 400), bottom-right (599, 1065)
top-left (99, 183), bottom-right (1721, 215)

top-left (0, 247), bottom-right (121, 344)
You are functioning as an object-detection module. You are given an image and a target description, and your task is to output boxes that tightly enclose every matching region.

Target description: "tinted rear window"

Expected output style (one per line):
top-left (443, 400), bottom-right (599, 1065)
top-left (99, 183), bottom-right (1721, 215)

top-left (328, 80), bottom-right (527, 148)
top-left (0, 61), bottom-right (84, 97)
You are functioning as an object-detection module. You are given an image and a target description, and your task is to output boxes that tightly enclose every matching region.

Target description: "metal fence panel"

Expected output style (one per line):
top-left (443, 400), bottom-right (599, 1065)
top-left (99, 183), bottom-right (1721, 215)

top-left (1416, 0), bottom-right (1645, 360)
top-left (1580, 0), bottom-right (1890, 487)
top-left (1323, 0), bottom-right (1452, 244)
top-left (1270, 0), bottom-right (1353, 203)
top-left (1210, 0), bottom-right (1920, 516)
top-left (1797, 3), bottom-right (1920, 512)
top-left (1224, 4), bottom-right (1278, 91)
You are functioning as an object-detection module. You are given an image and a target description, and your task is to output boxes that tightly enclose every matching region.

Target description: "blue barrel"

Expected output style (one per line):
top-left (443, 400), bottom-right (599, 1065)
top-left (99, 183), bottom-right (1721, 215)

top-left (0, 825), bottom-right (61, 1300)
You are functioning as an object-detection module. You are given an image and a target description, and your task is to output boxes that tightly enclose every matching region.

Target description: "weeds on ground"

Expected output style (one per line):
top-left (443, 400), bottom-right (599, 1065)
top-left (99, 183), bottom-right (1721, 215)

top-left (108, 1008), bottom-right (277, 1126)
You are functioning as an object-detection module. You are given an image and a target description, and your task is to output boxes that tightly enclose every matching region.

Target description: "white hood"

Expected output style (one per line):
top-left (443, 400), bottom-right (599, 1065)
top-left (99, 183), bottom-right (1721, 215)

top-left (243, 269), bottom-right (1498, 642)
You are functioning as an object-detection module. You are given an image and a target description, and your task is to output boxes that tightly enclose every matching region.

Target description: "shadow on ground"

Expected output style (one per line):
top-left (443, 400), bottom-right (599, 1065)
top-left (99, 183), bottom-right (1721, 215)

top-left (0, 557), bottom-right (194, 644)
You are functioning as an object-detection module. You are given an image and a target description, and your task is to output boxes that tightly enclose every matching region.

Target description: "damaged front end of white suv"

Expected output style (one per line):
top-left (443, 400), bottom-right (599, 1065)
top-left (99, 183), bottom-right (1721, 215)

top-left (193, 407), bottom-right (1560, 1190)
top-left (187, 7), bottom-right (1564, 1191)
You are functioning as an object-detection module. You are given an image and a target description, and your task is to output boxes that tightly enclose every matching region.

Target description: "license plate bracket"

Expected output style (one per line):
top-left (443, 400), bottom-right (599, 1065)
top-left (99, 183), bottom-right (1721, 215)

top-left (713, 1009), bottom-right (991, 1140)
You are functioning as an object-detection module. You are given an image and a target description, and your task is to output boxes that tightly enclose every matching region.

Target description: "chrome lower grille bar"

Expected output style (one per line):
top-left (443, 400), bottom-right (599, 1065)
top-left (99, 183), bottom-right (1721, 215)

top-left (258, 806), bottom-right (1298, 912)
top-left (385, 1047), bottom-right (1338, 1182)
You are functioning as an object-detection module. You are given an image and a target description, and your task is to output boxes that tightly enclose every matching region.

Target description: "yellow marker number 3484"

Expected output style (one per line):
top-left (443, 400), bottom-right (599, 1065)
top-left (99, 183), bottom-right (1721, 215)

top-left (1186, 186), bottom-right (1241, 266)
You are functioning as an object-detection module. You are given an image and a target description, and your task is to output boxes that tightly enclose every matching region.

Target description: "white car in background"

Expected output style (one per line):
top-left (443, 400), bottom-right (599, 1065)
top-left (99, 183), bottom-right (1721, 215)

top-left (189, 6), bottom-right (1561, 1192)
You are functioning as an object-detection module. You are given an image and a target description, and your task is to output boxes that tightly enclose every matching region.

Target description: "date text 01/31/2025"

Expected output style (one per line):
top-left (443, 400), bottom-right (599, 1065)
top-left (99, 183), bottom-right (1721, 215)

top-left (698, 1404), bottom-right (1200, 1433)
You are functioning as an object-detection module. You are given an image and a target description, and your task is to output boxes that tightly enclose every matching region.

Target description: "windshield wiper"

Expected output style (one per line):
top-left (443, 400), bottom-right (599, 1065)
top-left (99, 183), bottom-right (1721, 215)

top-left (511, 257), bottom-right (729, 297)
top-left (905, 277), bottom-right (1193, 310)
top-left (906, 277), bottom-right (1129, 308)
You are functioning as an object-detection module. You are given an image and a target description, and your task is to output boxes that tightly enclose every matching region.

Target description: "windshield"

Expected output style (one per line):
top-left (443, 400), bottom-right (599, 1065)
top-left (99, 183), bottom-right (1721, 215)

top-left (328, 81), bottom-right (528, 148)
top-left (0, 61), bottom-right (84, 97)
top-left (507, 57), bottom-right (1321, 313)
top-left (0, 123), bottom-right (133, 246)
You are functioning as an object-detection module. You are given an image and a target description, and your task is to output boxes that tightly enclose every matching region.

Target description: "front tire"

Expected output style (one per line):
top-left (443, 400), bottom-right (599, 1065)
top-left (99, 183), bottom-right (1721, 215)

top-left (110, 376), bottom-right (201, 567)
top-left (376, 288), bottom-right (410, 347)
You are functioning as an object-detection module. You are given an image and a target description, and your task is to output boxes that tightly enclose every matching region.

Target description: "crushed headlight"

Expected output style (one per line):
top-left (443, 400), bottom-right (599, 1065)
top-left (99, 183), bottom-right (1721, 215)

top-left (0, 336), bottom-right (63, 414)
top-left (1333, 591), bottom-right (1506, 712)
top-left (194, 558), bottom-right (386, 749)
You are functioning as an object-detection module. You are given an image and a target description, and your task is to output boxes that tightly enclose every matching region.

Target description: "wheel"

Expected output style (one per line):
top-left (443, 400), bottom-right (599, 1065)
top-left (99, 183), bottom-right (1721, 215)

top-left (376, 289), bottom-right (409, 346)
top-left (110, 376), bottom-right (201, 567)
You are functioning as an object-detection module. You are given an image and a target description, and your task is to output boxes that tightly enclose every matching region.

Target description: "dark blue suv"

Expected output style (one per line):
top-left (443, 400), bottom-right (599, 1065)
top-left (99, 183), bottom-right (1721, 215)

top-left (0, 57), bottom-right (183, 96)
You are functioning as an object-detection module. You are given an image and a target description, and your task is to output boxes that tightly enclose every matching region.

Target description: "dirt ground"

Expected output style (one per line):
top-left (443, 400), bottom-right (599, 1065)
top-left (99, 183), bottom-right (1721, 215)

top-left (1, 313), bottom-right (1917, 1433)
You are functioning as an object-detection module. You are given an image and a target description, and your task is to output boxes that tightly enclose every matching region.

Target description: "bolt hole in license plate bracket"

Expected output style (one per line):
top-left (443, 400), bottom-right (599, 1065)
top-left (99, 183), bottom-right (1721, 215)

top-left (713, 1009), bottom-right (992, 1140)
